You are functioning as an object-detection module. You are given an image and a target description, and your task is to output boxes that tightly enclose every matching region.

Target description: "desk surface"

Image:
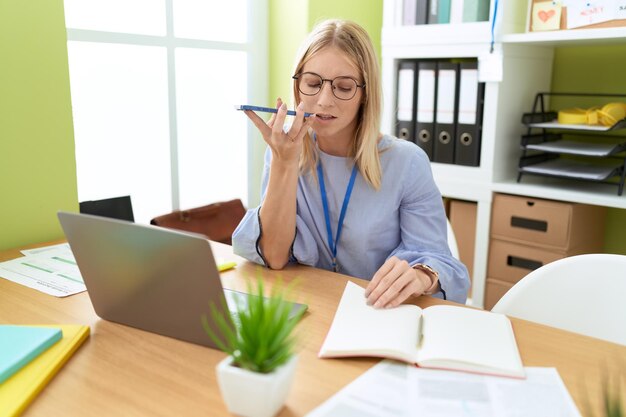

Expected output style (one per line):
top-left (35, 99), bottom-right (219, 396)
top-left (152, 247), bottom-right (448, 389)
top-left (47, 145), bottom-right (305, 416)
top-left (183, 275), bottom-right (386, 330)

top-left (1, 240), bottom-right (624, 417)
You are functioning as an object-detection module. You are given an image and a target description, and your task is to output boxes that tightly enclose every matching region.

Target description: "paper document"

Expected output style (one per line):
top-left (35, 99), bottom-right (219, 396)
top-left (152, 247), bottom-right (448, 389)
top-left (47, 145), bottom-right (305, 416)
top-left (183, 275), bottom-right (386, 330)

top-left (306, 361), bottom-right (581, 417)
top-left (521, 159), bottom-right (620, 181)
top-left (529, 121), bottom-right (612, 131)
top-left (2, 243), bottom-right (235, 297)
top-left (526, 140), bottom-right (626, 157)
top-left (0, 244), bottom-right (85, 297)
top-left (20, 242), bottom-right (71, 256)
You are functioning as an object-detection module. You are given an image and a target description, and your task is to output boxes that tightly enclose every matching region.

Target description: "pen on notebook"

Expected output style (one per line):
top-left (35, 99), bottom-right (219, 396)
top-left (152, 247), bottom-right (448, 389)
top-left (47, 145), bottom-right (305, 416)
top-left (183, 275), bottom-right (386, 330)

top-left (235, 104), bottom-right (315, 118)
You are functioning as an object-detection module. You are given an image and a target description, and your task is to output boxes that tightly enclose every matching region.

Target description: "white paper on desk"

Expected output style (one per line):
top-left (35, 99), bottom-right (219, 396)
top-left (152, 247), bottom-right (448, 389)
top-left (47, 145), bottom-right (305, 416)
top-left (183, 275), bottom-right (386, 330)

top-left (0, 247), bottom-right (85, 297)
top-left (20, 242), bottom-right (71, 256)
top-left (307, 361), bottom-right (581, 417)
top-left (306, 361), bottom-right (412, 417)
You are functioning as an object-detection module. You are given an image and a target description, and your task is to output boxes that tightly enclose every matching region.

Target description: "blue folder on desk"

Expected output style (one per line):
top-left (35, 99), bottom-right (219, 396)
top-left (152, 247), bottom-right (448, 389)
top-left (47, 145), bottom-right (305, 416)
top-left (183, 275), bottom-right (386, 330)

top-left (0, 325), bottom-right (62, 384)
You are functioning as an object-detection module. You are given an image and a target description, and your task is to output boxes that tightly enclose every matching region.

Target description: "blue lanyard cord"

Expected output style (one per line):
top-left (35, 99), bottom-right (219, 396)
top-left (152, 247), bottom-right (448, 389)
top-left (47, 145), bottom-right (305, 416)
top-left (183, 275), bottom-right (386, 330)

top-left (317, 162), bottom-right (358, 272)
top-left (490, 0), bottom-right (499, 53)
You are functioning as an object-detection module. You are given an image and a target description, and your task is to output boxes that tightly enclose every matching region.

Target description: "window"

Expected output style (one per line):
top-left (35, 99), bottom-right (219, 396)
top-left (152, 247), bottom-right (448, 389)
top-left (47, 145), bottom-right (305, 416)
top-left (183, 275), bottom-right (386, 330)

top-left (64, 0), bottom-right (266, 223)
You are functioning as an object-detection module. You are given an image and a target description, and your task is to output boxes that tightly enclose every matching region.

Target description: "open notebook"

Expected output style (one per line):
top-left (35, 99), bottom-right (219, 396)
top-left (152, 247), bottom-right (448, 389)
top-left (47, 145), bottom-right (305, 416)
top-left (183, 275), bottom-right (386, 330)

top-left (319, 282), bottom-right (524, 378)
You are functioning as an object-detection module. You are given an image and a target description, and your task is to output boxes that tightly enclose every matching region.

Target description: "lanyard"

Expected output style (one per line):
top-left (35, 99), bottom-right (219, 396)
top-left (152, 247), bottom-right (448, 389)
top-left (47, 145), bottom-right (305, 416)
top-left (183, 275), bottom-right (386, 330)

top-left (317, 161), bottom-right (358, 272)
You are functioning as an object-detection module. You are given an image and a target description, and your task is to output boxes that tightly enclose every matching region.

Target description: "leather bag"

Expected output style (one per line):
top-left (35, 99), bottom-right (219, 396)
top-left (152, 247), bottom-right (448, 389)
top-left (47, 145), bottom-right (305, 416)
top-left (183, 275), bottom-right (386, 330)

top-left (150, 199), bottom-right (246, 245)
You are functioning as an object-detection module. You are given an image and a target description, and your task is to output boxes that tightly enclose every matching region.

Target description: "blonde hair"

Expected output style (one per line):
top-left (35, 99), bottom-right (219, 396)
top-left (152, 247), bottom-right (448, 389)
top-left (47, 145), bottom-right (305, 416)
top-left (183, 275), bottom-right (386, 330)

top-left (292, 19), bottom-right (383, 190)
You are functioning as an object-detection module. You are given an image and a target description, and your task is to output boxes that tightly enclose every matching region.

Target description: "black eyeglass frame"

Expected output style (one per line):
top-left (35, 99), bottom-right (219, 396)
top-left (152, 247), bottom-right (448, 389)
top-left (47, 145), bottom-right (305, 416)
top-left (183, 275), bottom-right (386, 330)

top-left (292, 72), bottom-right (366, 101)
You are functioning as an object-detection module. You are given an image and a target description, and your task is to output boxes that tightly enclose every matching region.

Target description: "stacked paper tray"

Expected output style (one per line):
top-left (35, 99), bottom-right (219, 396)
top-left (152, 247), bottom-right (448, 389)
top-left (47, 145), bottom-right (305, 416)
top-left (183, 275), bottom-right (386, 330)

top-left (525, 140), bottom-right (626, 157)
top-left (519, 159), bottom-right (623, 181)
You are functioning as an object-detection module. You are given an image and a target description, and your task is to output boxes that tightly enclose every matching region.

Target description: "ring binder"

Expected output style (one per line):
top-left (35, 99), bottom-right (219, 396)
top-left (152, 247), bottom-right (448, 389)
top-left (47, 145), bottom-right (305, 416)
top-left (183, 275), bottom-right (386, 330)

top-left (416, 61), bottom-right (437, 159)
top-left (395, 60), bottom-right (417, 143)
top-left (454, 61), bottom-right (484, 166)
top-left (433, 61), bottom-right (458, 164)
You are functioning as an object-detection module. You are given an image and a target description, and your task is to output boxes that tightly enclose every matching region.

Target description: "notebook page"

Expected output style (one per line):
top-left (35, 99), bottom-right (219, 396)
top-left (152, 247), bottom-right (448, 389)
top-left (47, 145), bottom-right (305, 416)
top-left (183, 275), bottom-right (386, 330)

top-left (319, 281), bottom-right (422, 363)
top-left (416, 305), bottom-right (523, 377)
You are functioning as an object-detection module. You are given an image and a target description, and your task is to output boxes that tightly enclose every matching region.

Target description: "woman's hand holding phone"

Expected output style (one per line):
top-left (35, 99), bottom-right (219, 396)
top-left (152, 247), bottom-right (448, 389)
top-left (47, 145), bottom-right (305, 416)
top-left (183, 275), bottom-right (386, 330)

top-left (242, 98), bottom-right (314, 165)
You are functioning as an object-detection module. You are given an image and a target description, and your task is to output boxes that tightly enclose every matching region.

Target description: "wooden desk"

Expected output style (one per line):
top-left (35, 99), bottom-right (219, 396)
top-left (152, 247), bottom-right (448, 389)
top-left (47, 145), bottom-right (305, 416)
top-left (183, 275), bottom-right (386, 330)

top-left (1, 241), bottom-right (624, 416)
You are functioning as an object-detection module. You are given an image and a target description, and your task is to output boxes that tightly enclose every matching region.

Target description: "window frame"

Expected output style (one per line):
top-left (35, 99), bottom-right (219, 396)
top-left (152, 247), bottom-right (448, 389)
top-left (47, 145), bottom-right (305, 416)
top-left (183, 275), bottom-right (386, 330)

top-left (65, 0), bottom-right (267, 211)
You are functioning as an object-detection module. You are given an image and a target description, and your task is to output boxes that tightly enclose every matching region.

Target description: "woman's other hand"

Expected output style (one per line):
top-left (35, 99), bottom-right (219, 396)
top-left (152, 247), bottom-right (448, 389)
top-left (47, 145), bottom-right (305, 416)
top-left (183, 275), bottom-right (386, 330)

top-left (364, 256), bottom-right (435, 309)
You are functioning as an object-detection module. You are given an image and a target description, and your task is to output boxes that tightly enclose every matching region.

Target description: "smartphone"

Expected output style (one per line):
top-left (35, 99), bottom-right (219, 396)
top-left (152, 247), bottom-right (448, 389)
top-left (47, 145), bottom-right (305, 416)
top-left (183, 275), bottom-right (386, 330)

top-left (235, 104), bottom-right (314, 118)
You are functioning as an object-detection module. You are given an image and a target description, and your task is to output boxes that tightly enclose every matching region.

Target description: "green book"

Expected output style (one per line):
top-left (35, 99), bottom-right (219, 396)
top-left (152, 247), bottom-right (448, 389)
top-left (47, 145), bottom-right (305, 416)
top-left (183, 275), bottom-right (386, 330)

top-left (438, 0), bottom-right (451, 24)
top-left (0, 325), bottom-right (62, 384)
top-left (463, 0), bottom-right (490, 22)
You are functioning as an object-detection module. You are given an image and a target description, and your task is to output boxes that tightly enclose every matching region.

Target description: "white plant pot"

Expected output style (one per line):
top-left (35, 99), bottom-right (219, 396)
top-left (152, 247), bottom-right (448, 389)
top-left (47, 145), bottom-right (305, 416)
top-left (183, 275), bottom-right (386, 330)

top-left (216, 355), bottom-right (298, 417)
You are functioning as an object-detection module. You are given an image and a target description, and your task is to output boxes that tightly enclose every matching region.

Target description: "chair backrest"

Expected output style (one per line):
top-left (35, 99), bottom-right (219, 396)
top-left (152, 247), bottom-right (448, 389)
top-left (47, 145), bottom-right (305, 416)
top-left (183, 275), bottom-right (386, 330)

top-left (79, 196), bottom-right (134, 222)
top-left (491, 254), bottom-right (626, 345)
top-left (446, 218), bottom-right (460, 260)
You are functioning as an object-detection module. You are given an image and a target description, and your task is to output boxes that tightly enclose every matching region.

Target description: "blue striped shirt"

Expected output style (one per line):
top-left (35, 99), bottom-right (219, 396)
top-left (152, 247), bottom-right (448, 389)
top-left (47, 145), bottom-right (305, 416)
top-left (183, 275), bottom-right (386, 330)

top-left (232, 134), bottom-right (470, 304)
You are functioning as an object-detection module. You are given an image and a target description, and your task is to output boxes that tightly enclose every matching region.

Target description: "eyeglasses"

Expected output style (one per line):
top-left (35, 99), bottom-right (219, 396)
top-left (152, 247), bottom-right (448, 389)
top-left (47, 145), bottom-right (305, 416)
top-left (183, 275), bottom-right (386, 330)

top-left (292, 72), bottom-right (365, 101)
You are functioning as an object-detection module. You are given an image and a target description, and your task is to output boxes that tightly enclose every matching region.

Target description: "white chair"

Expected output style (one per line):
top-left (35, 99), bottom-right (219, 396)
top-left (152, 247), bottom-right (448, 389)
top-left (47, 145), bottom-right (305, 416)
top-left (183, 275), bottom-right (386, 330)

top-left (446, 219), bottom-right (460, 260)
top-left (491, 254), bottom-right (626, 346)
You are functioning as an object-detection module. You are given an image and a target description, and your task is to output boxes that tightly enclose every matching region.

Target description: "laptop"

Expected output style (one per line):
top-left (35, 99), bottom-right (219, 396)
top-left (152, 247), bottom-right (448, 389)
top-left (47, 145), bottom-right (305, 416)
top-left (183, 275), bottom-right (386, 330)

top-left (57, 211), bottom-right (306, 348)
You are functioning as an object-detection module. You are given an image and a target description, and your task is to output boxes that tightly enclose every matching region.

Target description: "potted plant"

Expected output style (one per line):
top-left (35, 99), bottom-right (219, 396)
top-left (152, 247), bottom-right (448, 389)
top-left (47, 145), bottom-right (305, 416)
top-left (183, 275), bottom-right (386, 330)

top-left (202, 278), bottom-right (305, 417)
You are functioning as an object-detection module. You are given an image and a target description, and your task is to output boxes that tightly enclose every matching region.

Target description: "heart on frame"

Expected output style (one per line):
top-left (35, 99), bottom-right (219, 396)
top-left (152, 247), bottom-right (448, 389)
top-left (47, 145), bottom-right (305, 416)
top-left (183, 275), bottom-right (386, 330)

top-left (538, 9), bottom-right (556, 22)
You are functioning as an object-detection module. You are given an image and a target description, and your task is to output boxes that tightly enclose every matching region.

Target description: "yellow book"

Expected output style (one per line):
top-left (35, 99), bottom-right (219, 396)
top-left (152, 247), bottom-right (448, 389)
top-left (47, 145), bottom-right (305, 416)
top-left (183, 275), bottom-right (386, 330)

top-left (0, 324), bottom-right (90, 417)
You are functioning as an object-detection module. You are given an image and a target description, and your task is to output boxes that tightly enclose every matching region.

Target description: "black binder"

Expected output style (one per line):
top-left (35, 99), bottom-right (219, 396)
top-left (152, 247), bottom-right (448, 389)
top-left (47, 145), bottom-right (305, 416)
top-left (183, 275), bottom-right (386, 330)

top-left (454, 62), bottom-right (484, 167)
top-left (395, 60), bottom-right (417, 143)
top-left (433, 61), bottom-right (458, 164)
top-left (428, 0), bottom-right (439, 24)
top-left (415, 61), bottom-right (437, 160)
top-left (403, 0), bottom-right (429, 25)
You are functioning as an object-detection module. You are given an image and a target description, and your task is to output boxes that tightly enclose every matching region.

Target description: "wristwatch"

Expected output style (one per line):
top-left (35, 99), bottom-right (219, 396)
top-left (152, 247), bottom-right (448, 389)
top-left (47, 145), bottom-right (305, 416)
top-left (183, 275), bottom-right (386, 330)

top-left (412, 263), bottom-right (439, 295)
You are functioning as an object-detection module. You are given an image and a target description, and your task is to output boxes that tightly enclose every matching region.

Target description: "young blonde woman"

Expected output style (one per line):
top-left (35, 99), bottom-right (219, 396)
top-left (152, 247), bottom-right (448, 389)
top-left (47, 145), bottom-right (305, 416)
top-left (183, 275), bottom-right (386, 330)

top-left (233, 19), bottom-right (469, 306)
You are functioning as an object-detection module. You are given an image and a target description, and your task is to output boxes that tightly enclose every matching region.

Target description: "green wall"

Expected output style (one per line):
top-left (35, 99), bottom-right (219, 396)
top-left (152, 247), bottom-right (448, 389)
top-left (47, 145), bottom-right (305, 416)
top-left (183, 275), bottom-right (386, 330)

top-left (551, 45), bottom-right (626, 254)
top-left (0, 0), bottom-right (78, 251)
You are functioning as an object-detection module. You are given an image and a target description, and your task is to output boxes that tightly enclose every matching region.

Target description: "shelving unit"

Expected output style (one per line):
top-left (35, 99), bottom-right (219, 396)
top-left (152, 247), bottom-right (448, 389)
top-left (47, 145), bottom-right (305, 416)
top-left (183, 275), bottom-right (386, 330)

top-left (381, 0), bottom-right (626, 308)
top-left (517, 93), bottom-right (626, 195)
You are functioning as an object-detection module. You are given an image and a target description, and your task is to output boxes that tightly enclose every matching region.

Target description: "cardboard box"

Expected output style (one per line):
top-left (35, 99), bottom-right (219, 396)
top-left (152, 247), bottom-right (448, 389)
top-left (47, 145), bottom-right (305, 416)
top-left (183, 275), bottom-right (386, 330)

top-left (488, 239), bottom-right (564, 284)
top-left (484, 278), bottom-right (513, 311)
top-left (443, 197), bottom-right (452, 218)
top-left (491, 194), bottom-right (606, 252)
top-left (449, 200), bottom-right (477, 280)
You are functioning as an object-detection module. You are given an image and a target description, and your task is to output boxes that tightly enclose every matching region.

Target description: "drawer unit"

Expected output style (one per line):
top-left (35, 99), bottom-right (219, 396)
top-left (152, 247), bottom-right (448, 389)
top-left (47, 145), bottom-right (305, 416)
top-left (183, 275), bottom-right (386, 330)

top-left (488, 239), bottom-right (564, 284)
top-left (490, 194), bottom-right (606, 252)
top-left (485, 193), bottom-right (606, 310)
top-left (449, 200), bottom-right (477, 280)
top-left (484, 278), bottom-right (514, 311)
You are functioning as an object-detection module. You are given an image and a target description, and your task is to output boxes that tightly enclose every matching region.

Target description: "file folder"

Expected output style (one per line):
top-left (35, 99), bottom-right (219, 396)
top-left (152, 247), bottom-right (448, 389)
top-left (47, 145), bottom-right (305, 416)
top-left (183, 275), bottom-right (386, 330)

top-left (430, 0), bottom-right (451, 23)
top-left (454, 62), bottom-right (484, 166)
top-left (403, 0), bottom-right (428, 25)
top-left (438, 0), bottom-right (452, 23)
top-left (428, 0), bottom-right (439, 23)
top-left (433, 61), bottom-right (458, 164)
top-left (396, 60), bottom-right (417, 142)
top-left (463, 0), bottom-right (490, 22)
top-left (415, 61), bottom-right (437, 160)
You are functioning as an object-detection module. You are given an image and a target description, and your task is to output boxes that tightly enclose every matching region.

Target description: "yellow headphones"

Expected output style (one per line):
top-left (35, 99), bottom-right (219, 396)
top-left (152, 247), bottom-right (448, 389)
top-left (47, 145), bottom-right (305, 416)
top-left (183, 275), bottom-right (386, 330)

top-left (558, 102), bottom-right (626, 127)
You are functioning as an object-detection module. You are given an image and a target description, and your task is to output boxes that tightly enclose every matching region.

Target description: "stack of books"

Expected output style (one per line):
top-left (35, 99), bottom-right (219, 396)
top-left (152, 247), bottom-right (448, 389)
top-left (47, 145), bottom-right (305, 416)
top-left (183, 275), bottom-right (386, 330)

top-left (0, 324), bottom-right (89, 417)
